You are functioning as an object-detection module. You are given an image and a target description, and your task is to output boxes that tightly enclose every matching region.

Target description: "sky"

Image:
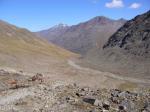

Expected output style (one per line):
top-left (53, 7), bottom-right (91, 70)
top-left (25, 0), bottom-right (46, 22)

top-left (0, 0), bottom-right (150, 31)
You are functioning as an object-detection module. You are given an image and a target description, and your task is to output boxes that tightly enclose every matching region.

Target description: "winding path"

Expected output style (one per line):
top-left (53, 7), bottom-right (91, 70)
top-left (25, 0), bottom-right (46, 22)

top-left (68, 60), bottom-right (150, 84)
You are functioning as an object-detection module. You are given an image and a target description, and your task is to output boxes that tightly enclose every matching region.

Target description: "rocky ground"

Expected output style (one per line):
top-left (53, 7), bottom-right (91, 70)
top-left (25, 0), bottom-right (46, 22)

top-left (0, 69), bottom-right (149, 112)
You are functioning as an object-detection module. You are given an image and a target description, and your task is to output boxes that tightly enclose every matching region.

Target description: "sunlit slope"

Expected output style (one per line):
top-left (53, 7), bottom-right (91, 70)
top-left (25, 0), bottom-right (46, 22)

top-left (0, 20), bottom-right (77, 72)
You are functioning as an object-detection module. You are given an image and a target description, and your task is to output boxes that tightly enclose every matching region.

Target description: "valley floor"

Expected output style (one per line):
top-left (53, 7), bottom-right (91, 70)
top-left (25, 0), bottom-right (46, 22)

top-left (68, 60), bottom-right (150, 85)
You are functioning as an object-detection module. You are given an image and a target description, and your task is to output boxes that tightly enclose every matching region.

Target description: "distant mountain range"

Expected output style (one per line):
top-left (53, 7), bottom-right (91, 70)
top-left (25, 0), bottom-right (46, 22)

top-left (36, 16), bottom-right (126, 54)
top-left (0, 20), bottom-right (76, 73)
top-left (0, 10), bottom-right (149, 79)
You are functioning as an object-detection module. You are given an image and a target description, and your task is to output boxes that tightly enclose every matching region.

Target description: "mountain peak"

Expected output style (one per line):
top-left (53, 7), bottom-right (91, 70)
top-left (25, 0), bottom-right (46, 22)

top-left (118, 18), bottom-right (127, 22)
top-left (37, 15), bottom-right (125, 54)
top-left (83, 16), bottom-right (116, 25)
top-left (53, 23), bottom-right (68, 29)
top-left (91, 16), bottom-right (112, 22)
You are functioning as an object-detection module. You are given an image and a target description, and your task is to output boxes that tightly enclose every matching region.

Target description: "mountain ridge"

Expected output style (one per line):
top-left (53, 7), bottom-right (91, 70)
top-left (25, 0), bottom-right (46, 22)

top-left (82, 10), bottom-right (150, 79)
top-left (36, 16), bottom-right (126, 54)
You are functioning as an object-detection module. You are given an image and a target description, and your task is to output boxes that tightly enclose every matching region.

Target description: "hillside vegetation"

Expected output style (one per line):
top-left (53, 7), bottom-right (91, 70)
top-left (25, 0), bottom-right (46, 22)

top-left (0, 20), bottom-right (78, 73)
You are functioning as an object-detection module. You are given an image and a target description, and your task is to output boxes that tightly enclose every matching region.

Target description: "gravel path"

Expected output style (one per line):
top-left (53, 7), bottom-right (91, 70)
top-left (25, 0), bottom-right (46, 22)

top-left (68, 60), bottom-right (150, 84)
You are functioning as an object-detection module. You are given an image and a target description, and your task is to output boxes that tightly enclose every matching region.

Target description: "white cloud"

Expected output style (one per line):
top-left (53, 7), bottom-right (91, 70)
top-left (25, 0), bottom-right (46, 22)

top-left (129, 3), bottom-right (141, 9)
top-left (105, 0), bottom-right (124, 8)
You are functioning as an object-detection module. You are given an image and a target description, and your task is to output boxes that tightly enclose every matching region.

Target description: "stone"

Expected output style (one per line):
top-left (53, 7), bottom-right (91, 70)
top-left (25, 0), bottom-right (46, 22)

top-left (8, 79), bottom-right (17, 85)
top-left (94, 99), bottom-right (102, 107)
top-left (102, 100), bottom-right (110, 110)
top-left (75, 93), bottom-right (80, 97)
top-left (119, 100), bottom-right (135, 111)
top-left (102, 110), bottom-right (109, 112)
top-left (118, 91), bottom-right (130, 99)
top-left (66, 97), bottom-right (78, 104)
top-left (29, 73), bottom-right (43, 82)
top-left (143, 100), bottom-right (150, 112)
top-left (111, 89), bottom-right (121, 97)
top-left (118, 105), bottom-right (124, 110)
top-left (82, 87), bottom-right (89, 92)
top-left (79, 91), bottom-right (86, 96)
top-left (83, 98), bottom-right (95, 105)
top-left (111, 96), bottom-right (120, 104)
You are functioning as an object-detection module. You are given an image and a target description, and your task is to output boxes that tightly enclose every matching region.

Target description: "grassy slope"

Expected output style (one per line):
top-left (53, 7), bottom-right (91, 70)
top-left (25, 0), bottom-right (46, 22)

top-left (0, 20), bottom-right (78, 73)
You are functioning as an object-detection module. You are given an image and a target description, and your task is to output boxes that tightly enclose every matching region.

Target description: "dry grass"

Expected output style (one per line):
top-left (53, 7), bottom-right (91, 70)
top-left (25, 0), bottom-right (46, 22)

top-left (0, 20), bottom-right (79, 73)
top-left (118, 82), bottom-right (138, 91)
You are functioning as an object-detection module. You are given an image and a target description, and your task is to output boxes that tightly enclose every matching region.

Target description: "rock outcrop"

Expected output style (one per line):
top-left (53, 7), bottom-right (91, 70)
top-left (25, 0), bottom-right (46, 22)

top-left (82, 10), bottom-right (150, 79)
top-left (103, 10), bottom-right (150, 58)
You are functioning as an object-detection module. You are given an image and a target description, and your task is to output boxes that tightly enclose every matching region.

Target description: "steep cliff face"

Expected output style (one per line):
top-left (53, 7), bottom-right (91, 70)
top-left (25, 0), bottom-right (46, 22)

top-left (103, 10), bottom-right (150, 58)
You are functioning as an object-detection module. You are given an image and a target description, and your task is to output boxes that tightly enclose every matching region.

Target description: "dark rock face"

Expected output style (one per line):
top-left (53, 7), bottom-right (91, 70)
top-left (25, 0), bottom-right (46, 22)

top-left (103, 10), bottom-right (150, 58)
top-left (37, 17), bottom-right (126, 54)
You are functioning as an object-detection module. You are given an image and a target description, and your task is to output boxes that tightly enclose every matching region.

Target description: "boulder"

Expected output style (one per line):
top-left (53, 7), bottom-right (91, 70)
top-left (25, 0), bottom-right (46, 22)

top-left (94, 99), bottom-right (102, 107)
top-left (102, 100), bottom-right (110, 110)
top-left (119, 100), bottom-right (135, 111)
top-left (83, 98), bottom-right (95, 105)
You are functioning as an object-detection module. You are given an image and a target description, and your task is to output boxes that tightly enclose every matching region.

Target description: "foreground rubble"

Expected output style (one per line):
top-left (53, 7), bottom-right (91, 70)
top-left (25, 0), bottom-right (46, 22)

top-left (0, 69), bottom-right (149, 112)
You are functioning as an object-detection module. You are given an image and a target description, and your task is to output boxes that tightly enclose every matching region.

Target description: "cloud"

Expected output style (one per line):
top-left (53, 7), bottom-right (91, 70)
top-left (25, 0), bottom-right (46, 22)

top-left (105, 0), bottom-right (124, 8)
top-left (129, 3), bottom-right (141, 9)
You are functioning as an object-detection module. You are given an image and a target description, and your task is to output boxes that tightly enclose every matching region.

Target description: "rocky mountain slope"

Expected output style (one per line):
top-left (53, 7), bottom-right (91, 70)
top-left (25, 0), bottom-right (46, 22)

top-left (36, 17), bottom-right (126, 54)
top-left (82, 10), bottom-right (150, 79)
top-left (37, 23), bottom-right (69, 42)
top-left (0, 20), bottom-right (77, 73)
top-left (103, 10), bottom-right (150, 58)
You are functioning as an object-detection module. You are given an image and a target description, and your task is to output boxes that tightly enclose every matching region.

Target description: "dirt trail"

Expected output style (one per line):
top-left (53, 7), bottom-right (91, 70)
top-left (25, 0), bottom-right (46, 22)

top-left (68, 60), bottom-right (150, 84)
